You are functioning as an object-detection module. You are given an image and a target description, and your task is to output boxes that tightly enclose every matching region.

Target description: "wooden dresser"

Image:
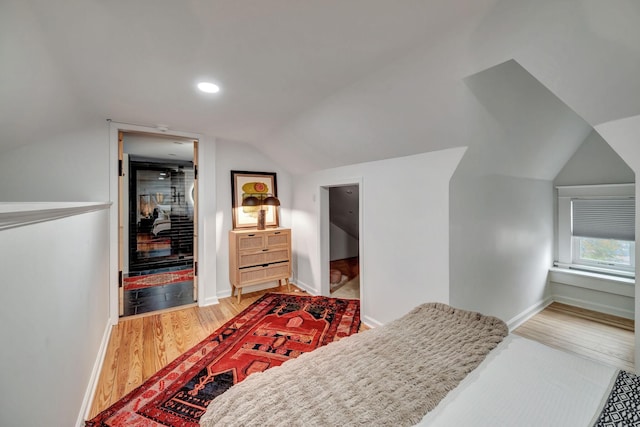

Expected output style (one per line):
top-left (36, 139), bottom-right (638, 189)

top-left (228, 228), bottom-right (291, 302)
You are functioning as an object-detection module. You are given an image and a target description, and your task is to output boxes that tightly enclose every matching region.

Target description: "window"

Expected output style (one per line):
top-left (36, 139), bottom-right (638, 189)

top-left (556, 184), bottom-right (635, 277)
top-left (572, 237), bottom-right (635, 271)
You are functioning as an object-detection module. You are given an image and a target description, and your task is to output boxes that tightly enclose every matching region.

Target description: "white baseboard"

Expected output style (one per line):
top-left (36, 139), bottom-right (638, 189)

top-left (506, 297), bottom-right (553, 331)
top-left (506, 294), bottom-right (635, 333)
top-left (200, 295), bottom-right (220, 306)
top-left (217, 289), bottom-right (232, 299)
top-left (294, 279), bottom-right (319, 295)
top-left (77, 319), bottom-right (113, 426)
top-left (361, 314), bottom-right (383, 328)
top-left (552, 294), bottom-right (634, 320)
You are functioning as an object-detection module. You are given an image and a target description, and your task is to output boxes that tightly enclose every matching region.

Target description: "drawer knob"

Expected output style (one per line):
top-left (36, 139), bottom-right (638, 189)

top-left (262, 249), bottom-right (268, 252)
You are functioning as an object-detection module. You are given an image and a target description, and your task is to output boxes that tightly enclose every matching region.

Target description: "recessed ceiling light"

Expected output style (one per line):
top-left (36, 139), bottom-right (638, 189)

top-left (197, 82), bottom-right (220, 93)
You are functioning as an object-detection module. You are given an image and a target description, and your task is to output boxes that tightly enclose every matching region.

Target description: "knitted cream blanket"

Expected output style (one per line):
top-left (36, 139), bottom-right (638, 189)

top-left (199, 302), bottom-right (508, 427)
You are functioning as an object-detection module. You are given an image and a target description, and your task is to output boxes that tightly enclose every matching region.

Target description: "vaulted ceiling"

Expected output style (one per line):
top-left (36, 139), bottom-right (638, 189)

top-left (2, 0), bottom-right (639, 176)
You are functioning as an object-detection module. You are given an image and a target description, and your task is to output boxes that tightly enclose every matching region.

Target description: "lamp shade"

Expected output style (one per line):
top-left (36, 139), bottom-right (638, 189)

top-left (242, 196), bottom-right (260, 207)
top-left (263, 196), bottom-right (280, 206)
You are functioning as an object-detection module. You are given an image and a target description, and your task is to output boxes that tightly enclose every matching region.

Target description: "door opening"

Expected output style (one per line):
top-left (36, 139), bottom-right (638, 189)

top-left (119, 131), bottom-right (198, 317)
top-left (321, 183), bottom-right (361, 300)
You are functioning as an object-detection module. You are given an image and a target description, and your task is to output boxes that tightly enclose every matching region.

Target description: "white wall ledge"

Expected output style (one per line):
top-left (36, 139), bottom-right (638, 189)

top-left (0, 202), bottom-right (112, 231)
top-left (549, 266), bottom-right (635, 297)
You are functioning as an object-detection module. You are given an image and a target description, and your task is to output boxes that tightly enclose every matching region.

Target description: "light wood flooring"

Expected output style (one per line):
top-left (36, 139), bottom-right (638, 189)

top-left (514, 302), bottom-right (635, 372)
top-left (89, 284), bottom-right (302, 418)
top-left (88, 296), bottom-right (635, 419)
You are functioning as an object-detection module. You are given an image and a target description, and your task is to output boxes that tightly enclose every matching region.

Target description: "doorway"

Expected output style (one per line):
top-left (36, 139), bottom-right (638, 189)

top-left (321, 183), bottom-right (361, 300)
top-left (119, 131), bottom-right (198, 317)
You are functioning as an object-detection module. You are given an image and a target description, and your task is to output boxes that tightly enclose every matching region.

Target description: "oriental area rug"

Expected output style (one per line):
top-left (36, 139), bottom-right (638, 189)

top-left (86, 293), bottom-right (360, 427)
top-left (123, 268), bottom-right (194, 291)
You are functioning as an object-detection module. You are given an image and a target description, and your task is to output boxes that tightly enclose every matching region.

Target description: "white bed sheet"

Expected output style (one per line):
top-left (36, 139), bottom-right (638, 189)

top-left (416, 334), bottom-right (618, 427)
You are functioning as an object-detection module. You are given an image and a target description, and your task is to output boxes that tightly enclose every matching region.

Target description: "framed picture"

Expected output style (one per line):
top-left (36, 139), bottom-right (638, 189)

top-left (231, 170), bottom-right (279, 229)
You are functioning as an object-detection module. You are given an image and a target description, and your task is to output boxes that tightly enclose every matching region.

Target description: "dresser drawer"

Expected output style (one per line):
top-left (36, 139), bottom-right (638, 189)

top-left (265, 230), bottom-right (289, 247)
top-left (238, 248), bottom-right (290, 268)
top-left (237, 234), bottom-right (265, 250)
top-left (229, 228), bottom-right (292, 301)
top-left (238, 262), bottom-right (291, 286)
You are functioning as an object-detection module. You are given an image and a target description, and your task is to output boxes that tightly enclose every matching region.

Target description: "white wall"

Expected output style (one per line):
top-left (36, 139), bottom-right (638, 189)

top-left (197, 136), bottom-right (219, 306)
top-left (447, 58), bottom-right (578, 326)
top-left (555, 130), bottom-right (635, 186)
top-left (214, 139), bottom-right (292, 298)
top-left (595, 114), bottom-right (640, 371)
top-left (293, 148), bottom-right (465, 326)
top-left (549, 129), bottom-right (635, 320)
top-left (548, 270), bottom-right (634, 320)
top-left (0, 123), bottom-right (109, 201)
top-left (450, 172), bottom-right (554, 324)
top-left (550, 283), bottom-right (633, 317)
top-left (329, 222), bottom-right (358, 261)
top-left (0, 208), bottom-right (110, 427)
top-left (0, 125), bottom-right (112, 424)
top-left (553, 129), bottom-right (635, 261)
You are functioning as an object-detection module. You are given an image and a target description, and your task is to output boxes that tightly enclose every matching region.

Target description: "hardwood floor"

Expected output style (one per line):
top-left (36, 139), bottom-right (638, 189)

top-left (89, 285), bottom-right (314, 418)
top-left (514, 302), bottom-right (635, 372)
top-left (89, 295), bottom-right (634, 419)
top-left (123, 266), bottom-right (195, 316)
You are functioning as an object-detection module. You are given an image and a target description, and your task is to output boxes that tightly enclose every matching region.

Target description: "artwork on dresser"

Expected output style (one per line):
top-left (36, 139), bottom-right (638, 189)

top-left (231, 170), bottom-right (279, 229)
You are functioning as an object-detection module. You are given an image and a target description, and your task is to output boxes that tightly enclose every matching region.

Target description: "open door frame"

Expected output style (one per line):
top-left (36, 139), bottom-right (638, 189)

top-left (118, 132), bottom-right (199, 317)
top-left (192, 139), bottom-right (199, 302)
top-left (318, 177), bottom-right (364, 301)
top-left (118, 132), bottom-right (124, 316)
top-left (108, 121), bottom-right (205, 325)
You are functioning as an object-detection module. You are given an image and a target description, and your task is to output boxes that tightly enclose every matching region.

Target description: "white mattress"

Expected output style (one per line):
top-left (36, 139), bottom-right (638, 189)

top-left (416, 334), bottom-right (618, 427)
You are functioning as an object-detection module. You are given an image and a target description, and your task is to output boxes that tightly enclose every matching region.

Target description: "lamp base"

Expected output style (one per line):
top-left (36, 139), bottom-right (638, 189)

top-left (257, 209), bottom-right (266, 230)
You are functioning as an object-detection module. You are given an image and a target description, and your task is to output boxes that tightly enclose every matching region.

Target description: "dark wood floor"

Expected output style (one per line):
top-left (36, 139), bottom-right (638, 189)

top-left (123, 265), bottom-right (194, 317)
top-left (123, 281), bottom-right (194, 316)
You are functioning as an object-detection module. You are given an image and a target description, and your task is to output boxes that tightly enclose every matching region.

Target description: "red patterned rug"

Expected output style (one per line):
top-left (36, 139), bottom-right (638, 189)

top-left (123, 269), bottom-right (194, 291)
top-left (86, 293), bottom-right (360, 426)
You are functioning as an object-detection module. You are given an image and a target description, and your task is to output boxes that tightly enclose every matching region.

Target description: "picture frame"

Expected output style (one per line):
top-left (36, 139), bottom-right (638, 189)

top-left (231, 170), bottom-right (279, 229)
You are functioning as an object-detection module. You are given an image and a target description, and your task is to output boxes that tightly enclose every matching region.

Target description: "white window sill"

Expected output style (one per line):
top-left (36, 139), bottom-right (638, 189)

top-left (549, 266), bottom-right (635, 297)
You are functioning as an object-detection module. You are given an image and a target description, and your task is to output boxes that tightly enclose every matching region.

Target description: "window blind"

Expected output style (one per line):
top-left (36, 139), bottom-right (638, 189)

top-left (572, 198), bottom-right (635, 241)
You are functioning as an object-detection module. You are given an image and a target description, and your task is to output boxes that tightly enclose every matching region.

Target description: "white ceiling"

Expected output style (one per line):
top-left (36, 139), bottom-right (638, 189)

top-left (2, 0), bottom-right (640, 176)
top-left (124, 132), bottom-right (194, 162)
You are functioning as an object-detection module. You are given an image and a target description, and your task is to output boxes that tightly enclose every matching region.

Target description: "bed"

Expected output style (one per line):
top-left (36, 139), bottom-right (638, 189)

top-left (417, 334), bottom-right (626, 426)
top-left (151, 218), bottom-right (171, 236)
top-left (199, 302), bottom-right (639, 427)
top-left (151, 205), bottom-right (172, 236)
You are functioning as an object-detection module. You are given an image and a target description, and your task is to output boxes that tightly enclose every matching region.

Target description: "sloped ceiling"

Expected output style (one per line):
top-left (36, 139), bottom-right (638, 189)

top-left (460, 60), bottom-right (592, 181)
top-left (330, 185), bottom-right (359, 239)
top-left (2, 0), bottom-right (640, 177)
